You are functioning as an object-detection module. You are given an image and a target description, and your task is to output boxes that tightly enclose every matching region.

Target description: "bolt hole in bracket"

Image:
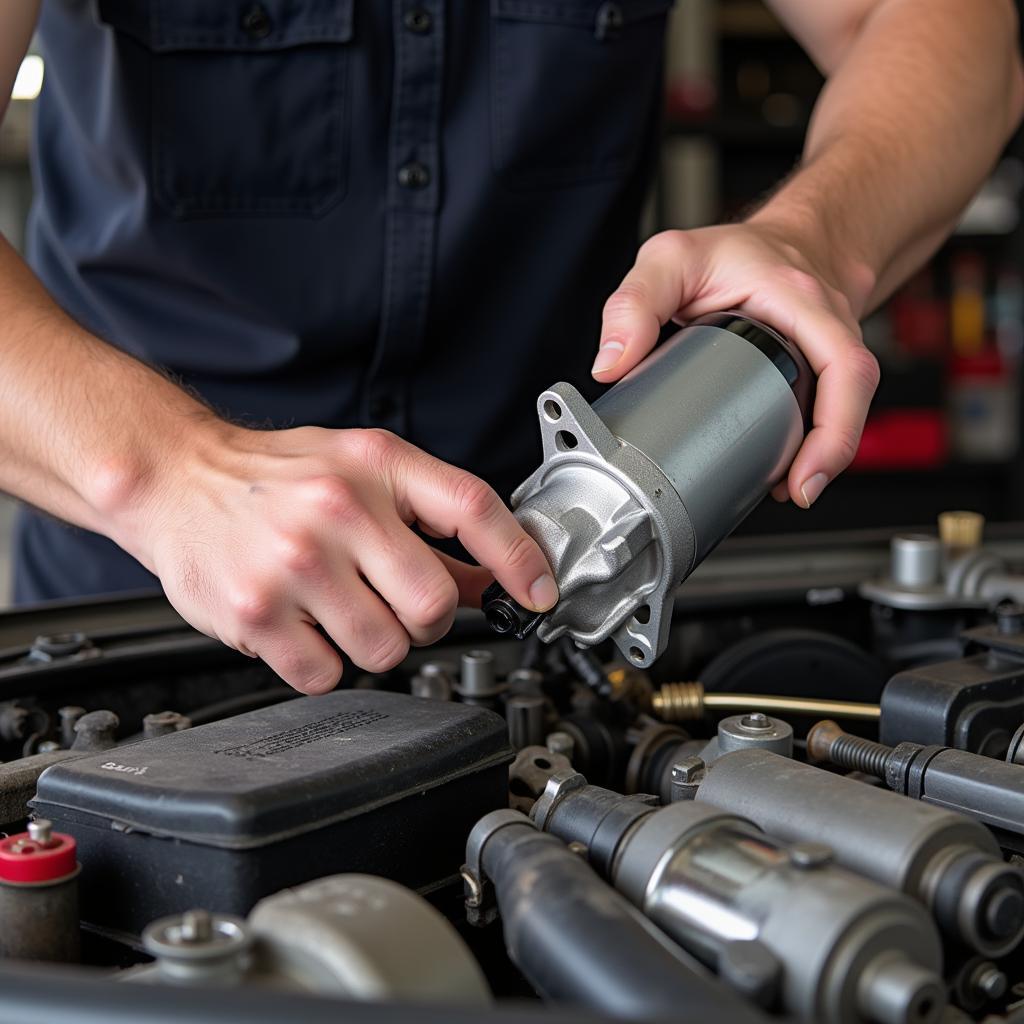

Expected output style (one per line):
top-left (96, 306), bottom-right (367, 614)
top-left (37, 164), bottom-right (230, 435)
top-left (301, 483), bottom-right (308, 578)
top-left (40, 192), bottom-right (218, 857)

top-left (500, 382), bottom-right (695, 669)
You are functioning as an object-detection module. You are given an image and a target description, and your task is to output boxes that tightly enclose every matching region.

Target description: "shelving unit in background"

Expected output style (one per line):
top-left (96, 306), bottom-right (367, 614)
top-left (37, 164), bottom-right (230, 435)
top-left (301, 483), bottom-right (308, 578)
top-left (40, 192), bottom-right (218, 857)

top-left (660, 0), bottom-right (1024, 532)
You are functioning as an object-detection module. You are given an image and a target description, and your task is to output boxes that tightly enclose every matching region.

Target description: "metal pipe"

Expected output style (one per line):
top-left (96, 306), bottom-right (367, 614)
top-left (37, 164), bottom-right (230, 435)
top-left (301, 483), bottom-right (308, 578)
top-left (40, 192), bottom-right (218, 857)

top-left (652, 681), bottom-right (880, 722)
top-left (468, 810), bottom-right (763, 1021)
top-left (697, 748), bottom-right (1024, 957)
top-left (533, 781), bottom-right (945, 1024)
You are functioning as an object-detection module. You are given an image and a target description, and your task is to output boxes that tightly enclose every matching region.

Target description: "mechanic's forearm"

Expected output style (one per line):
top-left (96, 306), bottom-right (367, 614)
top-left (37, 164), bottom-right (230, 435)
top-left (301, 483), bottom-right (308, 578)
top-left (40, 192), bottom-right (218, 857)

top-left (0, 234), bottom-right (225, 562)
top-left (751, 0), bottom-right (1024, 315)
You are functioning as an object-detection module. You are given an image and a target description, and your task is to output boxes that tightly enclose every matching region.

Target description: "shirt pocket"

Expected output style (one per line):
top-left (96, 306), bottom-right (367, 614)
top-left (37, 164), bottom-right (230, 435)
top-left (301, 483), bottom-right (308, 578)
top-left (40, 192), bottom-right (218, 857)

top-left (98, 0), bottom-right (353, 218)
top-left (489, 0), bottom-right (674, 191)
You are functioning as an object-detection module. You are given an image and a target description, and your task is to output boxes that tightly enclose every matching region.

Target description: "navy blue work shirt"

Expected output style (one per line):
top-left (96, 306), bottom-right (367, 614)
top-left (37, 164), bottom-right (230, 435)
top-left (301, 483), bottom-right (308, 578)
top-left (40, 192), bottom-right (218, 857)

top-left (14, 0), bottom-right (673, 603)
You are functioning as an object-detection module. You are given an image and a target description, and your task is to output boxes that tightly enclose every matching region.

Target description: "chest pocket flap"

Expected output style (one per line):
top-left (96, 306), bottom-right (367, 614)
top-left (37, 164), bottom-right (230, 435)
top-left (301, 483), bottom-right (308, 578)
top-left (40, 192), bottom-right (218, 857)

top-left (490, 0), bottom-right (675, 190)
top-left (99, 0), bottom-right (355, 218)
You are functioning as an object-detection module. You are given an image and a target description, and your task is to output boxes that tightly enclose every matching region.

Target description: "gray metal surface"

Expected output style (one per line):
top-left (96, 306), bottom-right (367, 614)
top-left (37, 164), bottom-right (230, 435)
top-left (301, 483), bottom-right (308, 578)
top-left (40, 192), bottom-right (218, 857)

top-left (468, 811), bottom-right (763, 1022)
top-left (513, 382), bottom-right (692, 666)
top-left (613, 802), bottom-right (944, 1024)
top-left (129, 875), bottom-right (490, 1006)
top-left (249, 875), bottom-right (490, 1005)
top-left (594, 322), bottom-right (803, 563)
top-left (702, 713), bottom-right (794, 762)
top-left (861, 535), bottom-right (1024, 611)
top-left (536, 783), bottom-right (944, 1024)
top-left (697, 749), bottom-right (1024, 956)
top-left (889, 535), bottom-right (942, 589)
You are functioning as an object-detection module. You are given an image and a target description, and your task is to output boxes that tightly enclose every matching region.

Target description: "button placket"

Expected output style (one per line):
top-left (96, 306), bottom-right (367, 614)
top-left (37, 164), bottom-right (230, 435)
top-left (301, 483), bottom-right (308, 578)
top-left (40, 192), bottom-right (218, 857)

top-left (364, 1), bottom-right (444, 431)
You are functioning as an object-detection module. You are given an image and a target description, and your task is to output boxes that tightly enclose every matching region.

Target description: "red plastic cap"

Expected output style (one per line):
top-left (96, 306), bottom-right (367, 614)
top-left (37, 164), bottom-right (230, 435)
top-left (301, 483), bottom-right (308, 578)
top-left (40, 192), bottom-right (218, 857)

top-left (0, 830), bottom-right (77, 884)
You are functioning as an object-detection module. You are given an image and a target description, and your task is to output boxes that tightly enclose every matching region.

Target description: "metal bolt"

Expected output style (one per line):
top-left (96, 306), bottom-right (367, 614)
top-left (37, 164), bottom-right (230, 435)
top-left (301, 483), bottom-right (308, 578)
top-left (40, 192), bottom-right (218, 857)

top-left (546, 731), bottom-right (575, 761)
top-left (671, 756), bottom-right (706, 784)
top-left (997, 601), bottom-right (1024, 635)
top-left (457, 650), bottom-right (504, 702)
top-left (143, 711), bottom-right (191, 740)
top-left (460, 867), bottom-right (483, 908)
top-left (179, 909), bottom-right (213, 944)
top-left (789, 841), bottom-right (833, 869)
top-left (71, 709), bottom-right (120, 752)
top-left (143, 911), bottom-right (251, 985)
top-left (0, 705), bottom-right (28, 742)
top-left (507, 668), bottom-right (545, 695)
top-left (507, 695), bottom-right (547, 750)
top-left (740, 712), bottom-right (772, 731)
top-left (970, 962), bottom-right (1007, 1000)
top-left (984, 886), bottom-right (1024, 939)
top-left (30, 632), bottom-right (89, 660)
top-left (567, 841), bottom-right (588, 857)
top-left (26, 819), bottom-right (52, 847)
top-left (411, 661), bottom-right (455, 701)
top-left (58, 706), bottom-right (86, 748)
top-left (807, 719), bottom-right (893, 778)
top-left (670, 756), bottom-right (706, 801)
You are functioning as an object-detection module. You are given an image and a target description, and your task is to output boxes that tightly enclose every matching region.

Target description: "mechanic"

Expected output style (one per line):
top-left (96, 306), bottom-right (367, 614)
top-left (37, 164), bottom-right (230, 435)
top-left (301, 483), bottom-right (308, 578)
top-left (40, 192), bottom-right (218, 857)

top-left (0, 2), bottom-right (1020, 694)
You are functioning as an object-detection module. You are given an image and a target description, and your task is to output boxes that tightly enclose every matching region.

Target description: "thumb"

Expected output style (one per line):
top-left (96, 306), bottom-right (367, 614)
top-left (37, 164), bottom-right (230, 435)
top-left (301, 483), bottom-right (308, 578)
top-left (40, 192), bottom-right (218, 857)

top-left (595, 232), bottom-right (707, 382)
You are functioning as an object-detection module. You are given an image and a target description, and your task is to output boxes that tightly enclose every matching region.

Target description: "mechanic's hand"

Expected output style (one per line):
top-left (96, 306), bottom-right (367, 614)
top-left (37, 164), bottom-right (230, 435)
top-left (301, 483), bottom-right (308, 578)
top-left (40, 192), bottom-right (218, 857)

top-left (138, 427), bottom-right (558, 694)
top-left (593, 222), bottom-right (880, 508)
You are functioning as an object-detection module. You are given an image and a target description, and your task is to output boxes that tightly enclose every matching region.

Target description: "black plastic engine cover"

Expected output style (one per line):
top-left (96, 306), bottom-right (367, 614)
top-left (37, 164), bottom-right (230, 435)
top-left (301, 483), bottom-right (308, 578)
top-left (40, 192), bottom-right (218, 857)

top-left (32, 690), bottom-right (512, 939)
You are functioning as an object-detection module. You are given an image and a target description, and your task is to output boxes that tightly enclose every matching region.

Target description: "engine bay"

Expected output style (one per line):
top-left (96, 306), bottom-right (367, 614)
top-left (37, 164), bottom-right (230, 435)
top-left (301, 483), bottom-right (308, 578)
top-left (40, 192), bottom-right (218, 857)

top-left (4, 516), bottom-right (1024, 1023)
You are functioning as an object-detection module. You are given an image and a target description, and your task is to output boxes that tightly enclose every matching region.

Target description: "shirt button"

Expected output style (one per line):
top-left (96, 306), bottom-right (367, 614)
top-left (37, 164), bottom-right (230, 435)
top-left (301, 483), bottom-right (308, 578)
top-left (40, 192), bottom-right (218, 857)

top-left (403, 8), bottom-right (433, 34)
top-left (397, 162), bottom-right (430, 189)
top-left (241, 3), bottom-right (273, 40)
top-left (594, 1), bottom-right (623, 41)
top-left (369, 395), bottom-right (397, 419)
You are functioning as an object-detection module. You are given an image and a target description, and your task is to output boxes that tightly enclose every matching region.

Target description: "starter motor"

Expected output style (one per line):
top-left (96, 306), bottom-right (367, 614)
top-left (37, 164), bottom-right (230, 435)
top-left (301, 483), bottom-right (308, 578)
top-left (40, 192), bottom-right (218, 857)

top-left (483, 312), bottom-right (813, 666)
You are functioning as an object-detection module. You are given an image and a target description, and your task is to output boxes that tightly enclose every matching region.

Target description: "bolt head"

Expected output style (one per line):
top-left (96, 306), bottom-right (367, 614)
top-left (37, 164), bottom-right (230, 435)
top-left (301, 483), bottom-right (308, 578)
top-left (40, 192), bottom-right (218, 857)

top-left (739, 713), bottom-right (772, 731)
top-left (179, 909), bottom-right (214, 944)
top-left (972, 963), bottom-right (1007, 1000)
top-left (671, 756), bottom-right (706, 784)
top-left (789, 842), bottom-right (834, 869)
top-left (984, 885), bottom-right (1024, 939)
top-left (26, 819), bottom-right (53, 847)
top-left (997, 602), bottom-right (1024, 634)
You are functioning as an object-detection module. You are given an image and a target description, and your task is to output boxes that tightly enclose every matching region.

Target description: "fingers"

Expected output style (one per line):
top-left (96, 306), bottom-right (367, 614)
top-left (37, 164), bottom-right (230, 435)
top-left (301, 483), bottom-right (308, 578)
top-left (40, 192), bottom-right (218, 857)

top-left (743, 288), bottom-right (879, 508)
top-left (306, 573), bottom-right (413, 672)
top-left (390, 452), bottom-right (558, 614)
top-left (789, 347), bottom-right (879, 507)
top-left (595, 232), bottom-right (708, 383)
top-left (248, 618), bottom-right (344, 696)
top-left (353, 513), bottom-right (460, 647)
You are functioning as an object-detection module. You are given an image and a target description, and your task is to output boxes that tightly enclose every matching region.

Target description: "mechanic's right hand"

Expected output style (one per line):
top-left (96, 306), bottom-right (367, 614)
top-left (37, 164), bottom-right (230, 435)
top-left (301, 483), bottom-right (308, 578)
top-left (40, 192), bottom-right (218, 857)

top-left (131, 426), bottom-right (558, 694)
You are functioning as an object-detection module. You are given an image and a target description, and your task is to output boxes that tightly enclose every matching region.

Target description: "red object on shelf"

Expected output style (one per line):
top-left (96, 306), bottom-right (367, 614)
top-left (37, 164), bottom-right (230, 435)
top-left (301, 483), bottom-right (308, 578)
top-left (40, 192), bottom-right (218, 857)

top-left (889, 294), bottom-right (948, 356)
top-left (666, 77), bottom-right (717, 121)
top-left (0, 830), bottom-right (77, 884)
top-left (850, 409), bottom-right (948, 470)
top-left (949, 349), bottom-right (1005, 379)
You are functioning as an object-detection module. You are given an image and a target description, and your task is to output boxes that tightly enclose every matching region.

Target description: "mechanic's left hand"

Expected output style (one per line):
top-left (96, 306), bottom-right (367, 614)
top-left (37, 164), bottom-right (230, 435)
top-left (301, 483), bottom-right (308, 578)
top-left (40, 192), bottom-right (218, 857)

top-left (594, 222), bottom-right (880, 508)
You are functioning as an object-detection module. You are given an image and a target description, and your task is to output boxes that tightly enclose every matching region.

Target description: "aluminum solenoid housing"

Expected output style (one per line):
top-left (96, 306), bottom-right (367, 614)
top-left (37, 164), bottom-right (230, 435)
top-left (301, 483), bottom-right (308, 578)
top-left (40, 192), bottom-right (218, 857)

top-left (483, 312), bottom-right (814, 667)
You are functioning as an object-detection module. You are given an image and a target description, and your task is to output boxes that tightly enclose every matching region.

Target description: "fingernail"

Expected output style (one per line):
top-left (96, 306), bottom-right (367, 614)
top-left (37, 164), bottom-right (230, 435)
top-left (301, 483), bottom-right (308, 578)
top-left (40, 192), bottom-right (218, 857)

top-left (591, 341), bottom-right (624, 375)
top-left (529, 573), bottom-right (559, 611)
top-left (800, 472), bottom-right (829, 508)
